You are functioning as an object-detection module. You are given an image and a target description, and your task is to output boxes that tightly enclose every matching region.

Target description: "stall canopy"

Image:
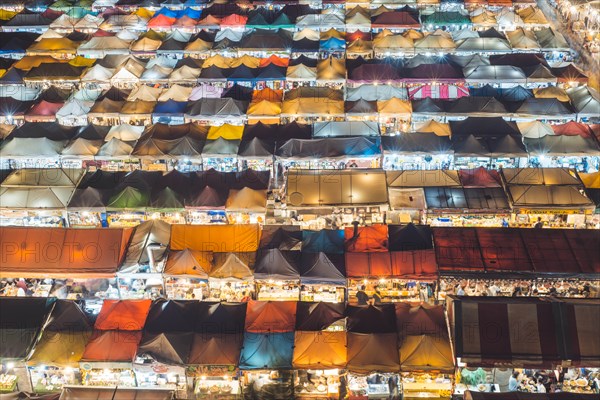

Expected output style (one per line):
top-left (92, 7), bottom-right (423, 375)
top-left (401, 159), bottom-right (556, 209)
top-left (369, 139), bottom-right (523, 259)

top-left (0, 227), bottom-right (134, 278)
top-left (301, 229), bottom-right (344, 254)
top-left (346, 304), bottom-right (397, 334)
top-left (295, 302), bottom-right (346, 331)
top-left (0, 297), bottom-right (50, 359)
top-left (210, 253), bottom-right (254, 282)
top-left (170, 224), bottom-right (260, 252)
top-left (253, 249), bottom-right (301, 281)
top-left (344, 225), bottom-right (389, 252)
top-left (347, 333), bottom-right (400, 373)
top-left (245, 300), bottom-right (297, 333)
top-left (195, 302), bottom-right (247, 334)
top-left (399, 334), bottom-right (454, 372)
top-left (28, 300), bottom-right (91, 366)
top-left (387, 170), bottom-right (461, 187)
top-left (239, 332), bottom-right (295, 369)
top-left (259, 225), bottom-right (302, 251)
top-left (388, 224), bottom-right (433, 251)
top-left (293, 330), bottom-right (347, 369)
top-left (447, 296), bottom-right (600, 367)
top-left (345, 252), bottom-right (395, 278)
top-left (189, 332), bottom-right (243, 366)
top-left (433, 227), bottom-right (600, 275)
top-left (300, 252), bottom-right (346, 285)
top-left (286, 169), bottom-right (388, 207)
top-left (95, 299), bottom-right (152, 331)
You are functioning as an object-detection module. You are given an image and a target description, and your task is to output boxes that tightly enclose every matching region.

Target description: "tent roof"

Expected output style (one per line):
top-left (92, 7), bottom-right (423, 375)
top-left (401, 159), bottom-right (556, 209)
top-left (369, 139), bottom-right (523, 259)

top-left (399, 334), bottom-right (454, 372)
top-left (300, 252), bottom-right (346, 285)
top-left (188, 333), bottom-right (243, 365)
top-left (0, 227), bottom-right (133, 278)
top-left (0, 297), bottom-right (50, 359)
top-left (95, 299), bottom-right (152, 331)
top-left (286, 168), bottom-right (388, 207)
top-left (170, 224), bottom-right (260, 252)
top-left (210, 252), bottom-right (254, 281)
top-left (347, 333), bottom-right (400, 373)
top-left (295, 301), bottom-right (346, 331)
top-left (293, 331), bottom-right (347, 369)
top-left (501, 168), bottom-right (581, 185)
top-left (388, 224), bottom-right (433, 251)
top-left (195, 302), bottom-right (247, 334)
top-left (164, 249), bottom-right (212, 278)
top-left (144, 299), bottom-right (197, 333)
top-left (239, 332), bottom-right (294, 370)
top-left (253, 249), bottom-right (301, 280)
top-left (137, 331), bottom-right (192, 365)
top-left (387, 170), bottom-right (461, 187)
top-left (259, 225), bottom-right (302, 251)
top-left (302, 229), bottom-right (344, 254)
top-left (82, 330), bottom-right (142, 362)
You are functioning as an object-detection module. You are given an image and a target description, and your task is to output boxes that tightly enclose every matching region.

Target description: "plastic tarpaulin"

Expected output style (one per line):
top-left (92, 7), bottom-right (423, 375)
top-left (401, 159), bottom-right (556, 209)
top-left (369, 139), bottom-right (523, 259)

top-left (170, 224), bottom-right (260, 252)
top-left (300, 252), bottom-right (346, 285)
top-left (345, 252), bottom-right (394, 277)
top-left (188, 333), bottom-right (243, 365)
top-left (399, 335), bottom-right (454, 372)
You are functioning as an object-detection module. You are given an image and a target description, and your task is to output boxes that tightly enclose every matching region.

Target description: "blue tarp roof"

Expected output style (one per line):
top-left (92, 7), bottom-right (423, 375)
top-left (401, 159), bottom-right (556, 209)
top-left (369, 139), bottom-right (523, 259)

top-left (239, 332), bottom-right (294, 369)
top-left (153, 100), bottom-right (187, 115)
top-left (301, 229), bottom-right (345, 254)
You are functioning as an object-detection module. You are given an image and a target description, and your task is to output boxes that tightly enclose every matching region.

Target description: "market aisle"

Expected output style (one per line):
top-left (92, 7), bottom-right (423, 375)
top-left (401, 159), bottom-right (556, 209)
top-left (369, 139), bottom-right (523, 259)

top-left (536, 0), bottom-right (600, 90)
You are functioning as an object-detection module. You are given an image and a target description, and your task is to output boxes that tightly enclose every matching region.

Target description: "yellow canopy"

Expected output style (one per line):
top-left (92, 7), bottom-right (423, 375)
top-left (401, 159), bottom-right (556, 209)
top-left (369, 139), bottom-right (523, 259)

top-left (377, 97), bottom-right (412, 116)
top-left (415, 119), bottom-right (451, 136)
top-left (533, 86), bottom-right (570, 102)
top-left (69, 56), bottom-right (96, 68)
top-left (13, 56), bottom-right (67, 70)
top-left (399, 335), bottom-right (454, 373)
top-left (207, 124), bottom-right (244, 140)
top-left (27, 38), bottom-right (79, 54)
top-left (170, 224), bottom-right (261, 252)
top-left (28, 331), bottom-right (91, 367)
top-left (201, 55), bottom-right (232, 68)
top-left (247, 99), bottom-right (282, 116)
top-left (230, 55), bottom-right (261, 68)
top-left (282, 98), bottom-right (345, 116)
top-left (0, 9), bottom-right (18, 20)
top-left (164, 249), bottom-right (213, 277)
top-left (579, 172), bottom-right (600, 189)
top-left (293, 331), bottom-right (347, 369)
top-left (135, 7), bottom-right (155, 19)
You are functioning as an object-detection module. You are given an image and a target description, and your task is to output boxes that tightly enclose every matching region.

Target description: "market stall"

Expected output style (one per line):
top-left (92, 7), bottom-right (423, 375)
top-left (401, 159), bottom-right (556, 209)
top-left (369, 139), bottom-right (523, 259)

top-left (285, 169), bottom-right (389, 228)
top-left (80, 300), bottom-right (151, 388)
top-left (253, 249), bottom-right (301, 301)
top-left (163, 249), bottom-right (213, 300)
top-left (208, 252), bottom-right (255, 302)
top-left (27, 300), bottom-right (91, 393)
top-left (501, 168), bottom-right (595, 228)
top-left (299, 252), bottom-right (346, 303)
top-left (0, 297), bottom-right (51, 394)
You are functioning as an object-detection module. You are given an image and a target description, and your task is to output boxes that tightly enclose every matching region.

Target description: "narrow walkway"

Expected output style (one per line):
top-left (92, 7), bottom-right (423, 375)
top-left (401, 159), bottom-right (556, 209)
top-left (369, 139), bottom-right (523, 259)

top-left (536, 0), bottom-right (600, 89)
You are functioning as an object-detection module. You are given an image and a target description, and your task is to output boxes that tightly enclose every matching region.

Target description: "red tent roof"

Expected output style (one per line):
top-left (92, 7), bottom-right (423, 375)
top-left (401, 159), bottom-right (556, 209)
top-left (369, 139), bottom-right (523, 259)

top-left (82, 330), bottom-right (142, 361)
top-left (459, 167), bottom-right (502, 188)
top-left (345, 252), bottom-right (394, 277)
top-left (345, 224), bottom-right (389, 252)
top-left (148, 14), bottom-right (176, 27)
top-left (220, 14), bottom-right (248, 27)
top-left (244, 300), bottom-right (297, 333)
top-left (551, 121), bottom-right (593, 138)
top-left (94, 299), bottom-right (152, 331)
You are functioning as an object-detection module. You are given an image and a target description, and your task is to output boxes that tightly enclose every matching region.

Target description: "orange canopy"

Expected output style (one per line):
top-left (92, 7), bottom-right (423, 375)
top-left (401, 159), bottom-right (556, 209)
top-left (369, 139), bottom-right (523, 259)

top-left (252, 87), bottom-right (283, 102)
top-left (0, 227), bottom-right (133, 278)
top-left (259, 55), bottom-right (289, 68)
top-left (94, 299), bottom-right (152, 331)
top-left (345, 225), bottom-right (389, 252)
top-left (170, 224), bottom-right (260, 252)
top-left (293, 331), bottom-right (347, 369)
top-left (245, 300), bottom-right (297, 333)
top-left (345, 252), bottom-right (393, 278)
top-left (82, 330), bottom-right (142, 362)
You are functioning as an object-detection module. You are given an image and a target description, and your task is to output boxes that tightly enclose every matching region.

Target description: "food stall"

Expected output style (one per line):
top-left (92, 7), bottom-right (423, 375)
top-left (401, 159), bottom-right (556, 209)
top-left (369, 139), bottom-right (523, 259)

top-left (163, 249), bottom-right (213, 300)
top-left (254, 249), bottom-right (301, 301)
top-left (299, 252), bottom-right (346, 303)
top-left (285, 169), bottom-right (389, 227)
top-left (79, 300), bottom-right (151, 389)
top-left (27, 301), bottom-right (91, 393)
top-left (501, 168), bottom-right (595, 228)
top-left (208, 252), bottom-right (255, 302)
top-left (225, 187), bottom-right (268, 225)
top-left (381, 133), bottom-right (454, 171)
top-left (0, 298), bottom-right (51, 394)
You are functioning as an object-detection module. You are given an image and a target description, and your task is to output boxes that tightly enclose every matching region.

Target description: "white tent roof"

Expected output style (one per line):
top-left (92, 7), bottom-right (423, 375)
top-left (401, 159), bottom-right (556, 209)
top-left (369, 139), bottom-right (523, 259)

top-left (158, 84), bottom-right (193, 102)
top-left (97, 138), bottom-right (134, 157)
top-left (0, 187), bottom-right (75, 209)
top-left (517, 120), bottom-right (555, 139)
top-left (56, 99), bottom-right (92, 118)
top-left (106, 124), bottom-right (144, 141)
top-left (0, 137), bottom-right (64, 157)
